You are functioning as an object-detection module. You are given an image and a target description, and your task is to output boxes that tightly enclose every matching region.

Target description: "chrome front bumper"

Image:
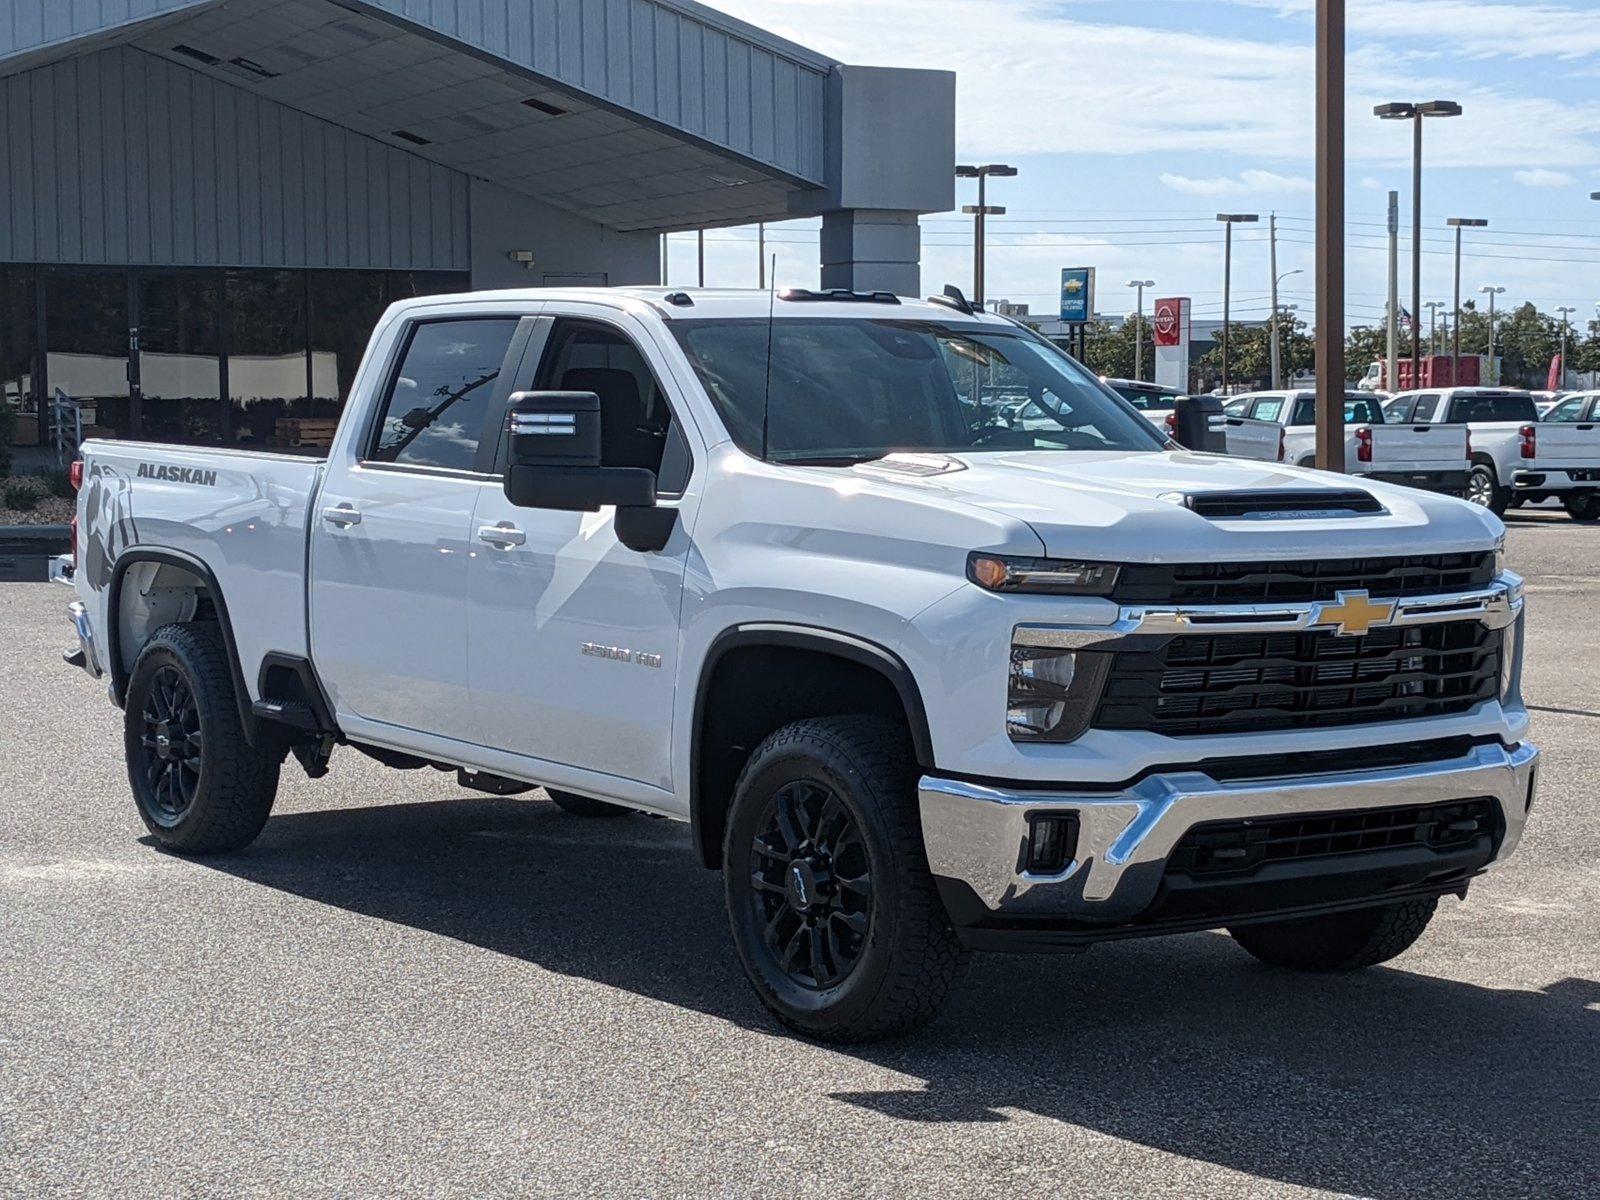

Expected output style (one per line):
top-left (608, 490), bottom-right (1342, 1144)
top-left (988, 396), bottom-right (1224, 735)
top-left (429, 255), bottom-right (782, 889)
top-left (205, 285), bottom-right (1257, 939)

top-left (918, 741), bottom-right (1538, 923)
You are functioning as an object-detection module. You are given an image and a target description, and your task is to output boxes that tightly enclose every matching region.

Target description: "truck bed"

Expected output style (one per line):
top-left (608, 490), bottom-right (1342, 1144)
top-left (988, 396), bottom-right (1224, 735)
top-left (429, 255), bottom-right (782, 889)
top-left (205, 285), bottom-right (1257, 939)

top-left (76, 440), bottom-right (323, 697)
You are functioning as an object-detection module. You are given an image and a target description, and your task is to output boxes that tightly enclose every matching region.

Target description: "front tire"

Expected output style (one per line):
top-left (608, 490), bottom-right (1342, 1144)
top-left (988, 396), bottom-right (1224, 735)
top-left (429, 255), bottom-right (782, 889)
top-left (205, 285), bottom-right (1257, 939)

top-left (723, 716), bottom-right (968, 1043)
top-left (1467, 465), bottom-right (1508, 516)
top-left (124, 622), bottom-right (281, 854)
top-left (1229, 898), bottom-right (1438, 971)
top-left (1563, 493), bottom-right (1600, 522)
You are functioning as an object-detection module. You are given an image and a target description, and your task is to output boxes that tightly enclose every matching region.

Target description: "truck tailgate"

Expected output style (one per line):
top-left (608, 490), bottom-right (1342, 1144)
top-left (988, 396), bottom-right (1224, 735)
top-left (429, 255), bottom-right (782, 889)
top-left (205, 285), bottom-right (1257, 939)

top-left (1221, 416), bottom-right (1282, 462)
top-left (75, 440), bottom-right (322, 695)
top-left (1532, 422), bottom-right (1600, 470)
top-left (1367, 423), bottom-right (1469, 472)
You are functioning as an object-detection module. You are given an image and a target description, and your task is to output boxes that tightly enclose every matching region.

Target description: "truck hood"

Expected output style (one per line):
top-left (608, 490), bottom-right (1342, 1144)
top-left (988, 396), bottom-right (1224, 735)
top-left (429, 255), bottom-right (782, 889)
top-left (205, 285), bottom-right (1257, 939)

top-left (851, 450), bottom-right (1502, 561)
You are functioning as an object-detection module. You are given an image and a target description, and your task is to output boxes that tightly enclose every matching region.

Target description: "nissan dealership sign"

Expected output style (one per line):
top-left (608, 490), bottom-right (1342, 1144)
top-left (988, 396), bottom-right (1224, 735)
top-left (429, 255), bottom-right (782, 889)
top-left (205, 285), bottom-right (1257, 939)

top-left (1153, 297), bottom-right (1192, 391)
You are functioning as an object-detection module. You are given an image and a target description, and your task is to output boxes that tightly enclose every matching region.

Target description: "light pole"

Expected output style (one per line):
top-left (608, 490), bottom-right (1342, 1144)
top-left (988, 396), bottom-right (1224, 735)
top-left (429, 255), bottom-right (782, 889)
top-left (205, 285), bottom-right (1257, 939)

top-left (1557, 305), bottom-right (1577, 389)
top-left (1375, 99), bottom-right (1463, 383)
top-left (1447, 218), bottom-right (1487, 383)
top-left (1316, 0), bottom-right (1345, 471)
top-left (1216, 213), bottom-right (1259, 392)
top-left (1425, 301), bottom-right (1445, 353)
top-left (1480, 285), bottom-right (1505, 384)
top-left (956, 164), bottom-right (1017, 307)
top-left (1271, 267), bottom-right (1304, 388)
top-left (1126, 279), bottom-right (1154, 381)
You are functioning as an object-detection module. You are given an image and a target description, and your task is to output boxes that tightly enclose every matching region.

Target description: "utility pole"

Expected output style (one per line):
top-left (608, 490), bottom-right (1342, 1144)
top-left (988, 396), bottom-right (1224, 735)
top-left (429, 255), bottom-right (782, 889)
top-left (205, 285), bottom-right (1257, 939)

top-left (1558, 305), bottom-right (1577, 388)
top-left (1425, 301), bottom-right (1444, 353)
top-left (1126, 279), bottom-right (1154, 381)
top-left (1269, 213), bottom-right (1281, 389)
top-left (1387, 191), bottom-right (1400, 393)
top-left (1317, 0), bottom-right (1347, 472)
top-left (758, 223), bottom-right (766, 289)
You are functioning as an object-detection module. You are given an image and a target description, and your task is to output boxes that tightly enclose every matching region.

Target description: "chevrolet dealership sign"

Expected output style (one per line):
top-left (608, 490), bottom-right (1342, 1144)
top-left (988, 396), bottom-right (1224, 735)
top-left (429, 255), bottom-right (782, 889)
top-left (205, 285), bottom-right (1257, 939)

top-left (1059, 267), bottom-right (1096, 324)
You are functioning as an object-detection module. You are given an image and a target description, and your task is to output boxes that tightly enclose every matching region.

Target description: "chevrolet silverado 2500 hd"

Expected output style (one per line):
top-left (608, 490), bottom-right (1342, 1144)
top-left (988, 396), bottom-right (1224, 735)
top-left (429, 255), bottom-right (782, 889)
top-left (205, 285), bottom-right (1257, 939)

top-left (1385, 387), bottom-right (1600, 519)
top-left (64, 287), bottom-right (1537, 1042)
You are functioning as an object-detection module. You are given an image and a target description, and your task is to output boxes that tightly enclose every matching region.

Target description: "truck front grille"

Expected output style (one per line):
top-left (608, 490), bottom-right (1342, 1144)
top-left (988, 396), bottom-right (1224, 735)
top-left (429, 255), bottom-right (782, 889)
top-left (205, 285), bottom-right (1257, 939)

top-left (1165, 798), bottom-right (1499, 878)
top-left (1110, 552), bottom-right (1496, 605)
top-left (1093, 621), bottom-right (1501, 736)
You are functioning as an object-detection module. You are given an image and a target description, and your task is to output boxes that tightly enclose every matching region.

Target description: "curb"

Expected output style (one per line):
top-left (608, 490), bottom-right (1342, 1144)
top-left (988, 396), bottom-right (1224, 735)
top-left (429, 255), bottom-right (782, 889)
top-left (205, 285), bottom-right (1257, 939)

top-left (0, 524), bottom-right (71, 583)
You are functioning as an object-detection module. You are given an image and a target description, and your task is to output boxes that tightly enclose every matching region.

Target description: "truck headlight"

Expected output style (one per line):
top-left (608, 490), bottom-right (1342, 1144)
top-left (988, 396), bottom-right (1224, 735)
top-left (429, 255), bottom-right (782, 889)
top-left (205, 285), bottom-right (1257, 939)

top-left (1008, 641), bottom-right (1110, 742)
top-left (970, 553), bottom-right (1120, 596)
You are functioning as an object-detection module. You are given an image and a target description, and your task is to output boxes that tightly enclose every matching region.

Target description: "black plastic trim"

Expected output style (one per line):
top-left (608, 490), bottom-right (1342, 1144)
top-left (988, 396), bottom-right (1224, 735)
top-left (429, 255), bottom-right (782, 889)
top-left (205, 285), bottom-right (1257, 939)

top-left (106, 547), bottom-right (262, 748)
top-left (689, 623), bottom-right (936, 867)
top-left (256, 651), bottom-right (339, 735)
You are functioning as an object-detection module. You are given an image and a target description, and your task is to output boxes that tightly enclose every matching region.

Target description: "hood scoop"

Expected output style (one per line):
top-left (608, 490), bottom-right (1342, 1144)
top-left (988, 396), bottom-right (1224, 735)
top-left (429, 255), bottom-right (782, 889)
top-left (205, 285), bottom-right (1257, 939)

top-left (1184, 489), bottom-right (1386, 520)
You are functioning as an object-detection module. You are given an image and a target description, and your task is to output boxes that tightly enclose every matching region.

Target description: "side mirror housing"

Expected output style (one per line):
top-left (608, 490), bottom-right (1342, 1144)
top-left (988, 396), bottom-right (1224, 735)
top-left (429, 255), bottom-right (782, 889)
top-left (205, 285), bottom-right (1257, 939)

top-left (503, 390), bottom-right (659, 514)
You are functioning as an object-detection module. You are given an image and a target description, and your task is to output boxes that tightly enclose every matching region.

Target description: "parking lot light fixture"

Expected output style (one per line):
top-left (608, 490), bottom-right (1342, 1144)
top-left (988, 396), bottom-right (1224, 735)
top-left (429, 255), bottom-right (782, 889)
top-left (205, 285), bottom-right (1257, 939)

top-left (1126, 279), bottom-right (1155, 381)
top-left (1480, 284), bottom-right (1506, 383)
top-left (1377, 99), bottom-right (1462, 380)
top-left (1216, 214), bottom-right (1259, 392)
top-left (957, 164), bottom-right (1017, 307)
top-left (1447, 218), bottom-right (1487, 378)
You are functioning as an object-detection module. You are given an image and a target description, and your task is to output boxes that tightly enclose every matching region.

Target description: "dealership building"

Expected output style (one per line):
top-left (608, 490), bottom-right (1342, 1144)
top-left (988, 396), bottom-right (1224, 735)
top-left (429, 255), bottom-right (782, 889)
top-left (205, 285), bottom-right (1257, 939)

top-left (0, 0), bottom-right (953, 450)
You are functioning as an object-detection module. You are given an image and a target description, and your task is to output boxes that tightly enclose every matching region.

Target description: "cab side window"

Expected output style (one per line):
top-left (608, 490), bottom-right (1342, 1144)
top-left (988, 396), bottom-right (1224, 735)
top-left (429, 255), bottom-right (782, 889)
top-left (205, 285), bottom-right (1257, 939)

top-left (369, 318), bottom-right (520, 470)
top-left (1547, 396), bottom-right (1587, 423)
top-left (1253, 398), bottom-right (1286, 423)
top-left (1410, 394), bottom-right (1441, 422)
top-left (537, 320), bottom-right (690, 495)
top-left (1224, 397), bottom-right (1255, 418)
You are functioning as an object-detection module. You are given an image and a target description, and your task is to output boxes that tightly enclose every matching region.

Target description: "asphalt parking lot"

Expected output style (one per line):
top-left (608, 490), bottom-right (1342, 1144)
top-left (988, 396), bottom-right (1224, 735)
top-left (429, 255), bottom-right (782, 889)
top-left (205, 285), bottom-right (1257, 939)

top-left (3, 510), bottom-right (1598, 1200)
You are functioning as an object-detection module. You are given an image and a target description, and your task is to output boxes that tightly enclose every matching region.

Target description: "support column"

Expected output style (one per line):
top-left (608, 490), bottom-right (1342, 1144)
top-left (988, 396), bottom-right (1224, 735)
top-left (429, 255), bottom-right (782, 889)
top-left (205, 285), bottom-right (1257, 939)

top-left (819, 209), bottom-right (921, 297)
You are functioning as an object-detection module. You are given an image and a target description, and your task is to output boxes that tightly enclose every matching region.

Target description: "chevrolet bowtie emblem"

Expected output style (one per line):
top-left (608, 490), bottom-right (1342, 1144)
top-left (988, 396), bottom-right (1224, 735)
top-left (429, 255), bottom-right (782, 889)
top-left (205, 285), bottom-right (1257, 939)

top-left (1313, 590), bottom-right (1397, 637)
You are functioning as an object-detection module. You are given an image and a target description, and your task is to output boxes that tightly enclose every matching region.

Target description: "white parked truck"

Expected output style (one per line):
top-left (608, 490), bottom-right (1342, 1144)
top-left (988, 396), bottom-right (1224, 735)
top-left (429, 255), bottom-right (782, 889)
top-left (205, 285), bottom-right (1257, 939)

top-left (63, 287), bottom-right (1537, 1042)
top-left (1220, 390), bottom-right (1469, 496)
top-left (1385, 388), bottom-right (1600, 519)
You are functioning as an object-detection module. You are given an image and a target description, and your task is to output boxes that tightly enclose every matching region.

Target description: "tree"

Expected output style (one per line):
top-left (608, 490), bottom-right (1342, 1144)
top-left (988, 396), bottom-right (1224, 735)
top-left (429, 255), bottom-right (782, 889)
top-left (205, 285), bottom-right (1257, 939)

top-left (1080, 315), bottom-right (1155, 381)
top-left (1195, 316), bottom-right (1313, 390)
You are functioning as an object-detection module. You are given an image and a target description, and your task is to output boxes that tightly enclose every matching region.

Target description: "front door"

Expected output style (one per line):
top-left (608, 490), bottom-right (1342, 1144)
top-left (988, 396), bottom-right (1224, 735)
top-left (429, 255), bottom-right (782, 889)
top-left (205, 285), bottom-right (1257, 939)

top-left (467, 311), bottom-right (697, 792)
top-left (309, 311), bottom-right (525, 741)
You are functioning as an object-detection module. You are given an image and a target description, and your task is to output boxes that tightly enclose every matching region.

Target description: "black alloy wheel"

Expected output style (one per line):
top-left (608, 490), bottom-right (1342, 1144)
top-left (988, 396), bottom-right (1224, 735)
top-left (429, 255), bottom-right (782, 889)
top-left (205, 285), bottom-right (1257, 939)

top-left (137, 664), bottom-right (204, 826)
top-left (749, 780), bottom-right (872, 990)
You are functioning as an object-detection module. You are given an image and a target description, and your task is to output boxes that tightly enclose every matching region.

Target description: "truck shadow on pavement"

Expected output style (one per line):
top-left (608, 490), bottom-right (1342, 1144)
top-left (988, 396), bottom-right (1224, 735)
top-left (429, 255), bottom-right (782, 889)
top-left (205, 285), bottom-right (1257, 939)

top-left (194, 794), bottom-right (1600, 1200)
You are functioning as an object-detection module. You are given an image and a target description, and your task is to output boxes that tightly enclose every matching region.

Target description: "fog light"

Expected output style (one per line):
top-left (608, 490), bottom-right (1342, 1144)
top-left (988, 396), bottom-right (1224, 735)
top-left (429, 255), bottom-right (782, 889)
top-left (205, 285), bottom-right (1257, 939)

top-left (1026, 814), bottom-right (1079, 874)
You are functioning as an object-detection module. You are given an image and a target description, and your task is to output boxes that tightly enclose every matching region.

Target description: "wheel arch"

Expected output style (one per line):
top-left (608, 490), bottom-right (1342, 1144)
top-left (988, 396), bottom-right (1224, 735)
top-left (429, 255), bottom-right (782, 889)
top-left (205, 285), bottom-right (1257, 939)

top-left (107, 547), bottom-right (263, 747)
top-left (1469, 452), bottom-right (1499, 477)
top-left (689, 624), bottom-right (934, 870)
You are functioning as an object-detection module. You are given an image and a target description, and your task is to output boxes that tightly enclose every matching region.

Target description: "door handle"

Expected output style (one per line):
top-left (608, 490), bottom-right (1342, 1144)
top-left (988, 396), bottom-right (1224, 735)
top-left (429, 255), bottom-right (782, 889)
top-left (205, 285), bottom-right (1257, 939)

top-left (477, 524), bottom-right (526, 547)
top-left (322, 505), bottom-right (362, 527)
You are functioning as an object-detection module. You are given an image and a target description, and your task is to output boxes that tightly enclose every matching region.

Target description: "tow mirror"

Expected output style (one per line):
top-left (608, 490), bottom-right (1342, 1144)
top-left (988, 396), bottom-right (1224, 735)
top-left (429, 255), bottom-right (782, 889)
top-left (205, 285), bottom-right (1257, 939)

top-left (503, 391), bottom-right (660, 520)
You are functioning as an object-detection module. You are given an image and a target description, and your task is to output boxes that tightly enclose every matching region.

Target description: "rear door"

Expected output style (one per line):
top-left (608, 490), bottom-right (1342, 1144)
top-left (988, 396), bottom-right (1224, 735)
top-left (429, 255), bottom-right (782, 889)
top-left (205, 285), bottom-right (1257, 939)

top-left (465, 307), bottom-right (700, 792)
top-left (1222, 395), bottom-right (1285, 461)
top-left (309, 308), bottom-right (528, 740)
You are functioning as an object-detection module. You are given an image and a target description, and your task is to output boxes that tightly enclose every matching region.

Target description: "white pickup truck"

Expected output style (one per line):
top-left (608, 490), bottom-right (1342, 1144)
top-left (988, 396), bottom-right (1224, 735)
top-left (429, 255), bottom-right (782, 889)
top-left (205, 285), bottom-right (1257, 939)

top-left (1384, 388), bottom-right (1600, 519)
top-left (1220, 390), bottom-right (1469, 496)
top-left (62, 287), bottom-right (1537, 1042)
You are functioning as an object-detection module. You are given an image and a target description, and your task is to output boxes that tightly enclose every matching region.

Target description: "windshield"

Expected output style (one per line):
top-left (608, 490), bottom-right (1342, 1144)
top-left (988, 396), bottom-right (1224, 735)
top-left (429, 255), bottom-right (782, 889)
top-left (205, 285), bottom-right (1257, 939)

top-left (670, 318), bottom-right (1166, 462)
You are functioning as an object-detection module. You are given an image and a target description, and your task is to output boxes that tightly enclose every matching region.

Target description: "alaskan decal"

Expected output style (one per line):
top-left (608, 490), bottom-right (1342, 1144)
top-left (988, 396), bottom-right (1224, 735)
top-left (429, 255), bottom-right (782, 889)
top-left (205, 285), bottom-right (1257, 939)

top-left (137, 463), bottom-right (218, 486)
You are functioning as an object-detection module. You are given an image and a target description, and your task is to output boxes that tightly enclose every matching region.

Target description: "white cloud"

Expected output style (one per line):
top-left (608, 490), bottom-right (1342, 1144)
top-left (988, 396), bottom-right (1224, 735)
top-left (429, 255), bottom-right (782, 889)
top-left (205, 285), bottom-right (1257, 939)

top-left (1228, 0), bottom-right (1600, 62)
top-left (703, 0), bottom-right (1600, 168)
top-left (1513, 168), bottom-right (1577, 188)
top-left (1360, 176), bottom-right (1386, 190)
top-left (1160, 170), bottom-right (1314, 197)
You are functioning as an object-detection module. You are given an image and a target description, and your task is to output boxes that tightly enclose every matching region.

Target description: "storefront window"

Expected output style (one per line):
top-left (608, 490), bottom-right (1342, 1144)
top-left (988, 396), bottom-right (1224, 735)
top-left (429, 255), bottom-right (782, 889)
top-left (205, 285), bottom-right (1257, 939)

top-left (309, 271), bottom-right (390, 407)
top-left (139, 272), bottom-right (223, 446)
top-left (1, 267), bottom-right (38, 453)
top-left (43, 270), bottom-right (133, 441)
top-left (226, 270), bottom-right (311, 449)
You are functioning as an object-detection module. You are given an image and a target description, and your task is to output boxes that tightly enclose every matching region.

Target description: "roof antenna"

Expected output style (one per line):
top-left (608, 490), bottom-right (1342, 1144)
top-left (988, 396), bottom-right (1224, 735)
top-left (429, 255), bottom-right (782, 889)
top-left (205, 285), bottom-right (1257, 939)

top-left (759, 253), bottom-right (778, 462)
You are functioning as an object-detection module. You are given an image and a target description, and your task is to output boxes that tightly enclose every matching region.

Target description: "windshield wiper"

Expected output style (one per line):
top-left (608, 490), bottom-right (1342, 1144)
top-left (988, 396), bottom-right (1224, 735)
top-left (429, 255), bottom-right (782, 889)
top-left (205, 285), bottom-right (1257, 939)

top-left (773, 453), bottom-right (889, 467)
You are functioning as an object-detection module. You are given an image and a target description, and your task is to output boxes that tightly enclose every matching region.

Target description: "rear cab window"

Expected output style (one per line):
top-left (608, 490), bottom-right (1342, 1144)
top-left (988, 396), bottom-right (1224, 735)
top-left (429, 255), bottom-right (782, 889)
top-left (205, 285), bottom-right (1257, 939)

top-left (1444, 391), bottom-right (1538, 424)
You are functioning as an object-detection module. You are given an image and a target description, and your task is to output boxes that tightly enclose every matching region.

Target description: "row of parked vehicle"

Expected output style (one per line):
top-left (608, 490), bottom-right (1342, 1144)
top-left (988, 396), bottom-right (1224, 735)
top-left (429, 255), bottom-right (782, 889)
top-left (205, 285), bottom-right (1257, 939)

top-left (1102, 378), bottom-right (1600, 522)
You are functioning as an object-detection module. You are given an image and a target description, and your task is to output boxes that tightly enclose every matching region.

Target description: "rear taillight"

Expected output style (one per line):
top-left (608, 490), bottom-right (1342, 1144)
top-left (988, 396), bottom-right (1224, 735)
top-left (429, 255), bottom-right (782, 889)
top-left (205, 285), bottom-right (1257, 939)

top-left (69, 460), bottom-right (83, 490)
top-left (1277, 427), bottom-right (1286, 462)
top-left (1356, 426), bottom-right (1373, 463)
top-left (1164, 412), bottom-right (1177, 434)
top-left (1518, 425), bottom-right (1536, 459)
top-left (1465, 431), bottom-right (1473, 461)
top-left (70, 515), bottom-right (79, 571)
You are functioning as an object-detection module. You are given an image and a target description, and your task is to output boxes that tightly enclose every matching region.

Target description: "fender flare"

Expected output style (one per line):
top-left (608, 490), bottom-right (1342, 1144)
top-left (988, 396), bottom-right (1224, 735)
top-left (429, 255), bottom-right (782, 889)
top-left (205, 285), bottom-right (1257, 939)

top-left (689, 623), bottom-right (935, 867)
top-left (107, 547), bottom-right (263, 747)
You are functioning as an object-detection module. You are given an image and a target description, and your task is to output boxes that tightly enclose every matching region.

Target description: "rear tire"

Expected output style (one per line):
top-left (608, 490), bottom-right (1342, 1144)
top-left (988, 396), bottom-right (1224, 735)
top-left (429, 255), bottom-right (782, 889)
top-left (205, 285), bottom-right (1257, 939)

top-left (1562, 493), bottom-right (1600, 522)
top-left (124, 622), bottom-right (281, 854)
top-left (1228, 898), bottom-right (1438, 972)
top-left (546, 788), bottom-right (631, 818)
top-left (723, 715), bottom-right (968, 1043)
top-left (1467, 465), bottom-right (1508, 516)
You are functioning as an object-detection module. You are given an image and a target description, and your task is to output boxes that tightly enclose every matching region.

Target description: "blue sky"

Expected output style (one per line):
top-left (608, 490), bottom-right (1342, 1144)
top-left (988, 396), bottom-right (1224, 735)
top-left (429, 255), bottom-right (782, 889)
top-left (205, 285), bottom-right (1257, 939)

top-left (679, 0), bottom-right (1600, 331)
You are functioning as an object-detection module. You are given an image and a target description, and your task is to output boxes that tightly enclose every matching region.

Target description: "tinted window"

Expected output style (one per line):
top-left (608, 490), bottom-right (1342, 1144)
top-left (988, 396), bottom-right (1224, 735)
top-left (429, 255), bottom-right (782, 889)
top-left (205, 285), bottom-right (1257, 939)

top-left (1224, 397), bottom-right (1254, 417)
top-left (1383, 396), bottom-right (1414, 423)
top-left (535, 320), bottom-right (684, 490)
top-left (1411, 394), bottom-right (1440, 422)
top-left (1109, 384), bottom-right (1177, 410)
top-left (1446, 392), bottom-right (1538, 423)
top-left (0, 266), bottom-right (37, 419)
top-left (370, 319), bottom-right (518, 470)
